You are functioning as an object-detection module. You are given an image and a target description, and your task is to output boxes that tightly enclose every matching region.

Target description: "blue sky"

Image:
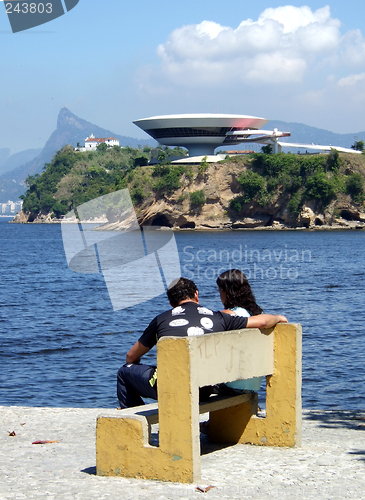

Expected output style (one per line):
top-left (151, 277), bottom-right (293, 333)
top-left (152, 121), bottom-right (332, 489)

top-left (1, 0), bottom-right (365, 153)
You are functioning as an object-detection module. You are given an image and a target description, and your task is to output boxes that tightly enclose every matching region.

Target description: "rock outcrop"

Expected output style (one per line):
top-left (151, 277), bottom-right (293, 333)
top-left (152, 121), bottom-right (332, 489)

top-left (11, 160), bottom-right (365, 230)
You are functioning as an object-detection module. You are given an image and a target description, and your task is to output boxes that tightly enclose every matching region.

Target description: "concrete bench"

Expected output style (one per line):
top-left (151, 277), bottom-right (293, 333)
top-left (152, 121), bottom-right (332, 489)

top-left (96, 323), bottom-right (302, 483)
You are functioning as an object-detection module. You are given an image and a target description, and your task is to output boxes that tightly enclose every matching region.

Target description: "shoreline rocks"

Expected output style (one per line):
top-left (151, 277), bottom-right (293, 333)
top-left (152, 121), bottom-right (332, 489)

top-left (9, 211), bottom-right (365, 231)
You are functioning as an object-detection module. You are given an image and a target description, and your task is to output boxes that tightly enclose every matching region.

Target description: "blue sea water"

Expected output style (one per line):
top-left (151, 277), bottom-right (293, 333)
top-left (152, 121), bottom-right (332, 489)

top-left (1, 217), bottom-right (365, 410)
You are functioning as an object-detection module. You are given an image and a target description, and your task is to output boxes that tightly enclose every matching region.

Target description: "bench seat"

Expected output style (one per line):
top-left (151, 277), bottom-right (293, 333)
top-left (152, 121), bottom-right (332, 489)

top-left (113, 391), bottom-right (257, 427)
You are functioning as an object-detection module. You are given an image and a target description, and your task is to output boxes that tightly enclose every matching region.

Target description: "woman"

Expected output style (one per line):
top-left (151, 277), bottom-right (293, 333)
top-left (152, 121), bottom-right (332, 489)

top-left (216, 269), bottom-right (264, 392)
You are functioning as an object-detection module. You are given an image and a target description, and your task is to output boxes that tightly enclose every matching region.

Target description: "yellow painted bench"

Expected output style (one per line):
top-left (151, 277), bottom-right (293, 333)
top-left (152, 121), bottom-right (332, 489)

top-left (96, 323), bottom-right (302, 483)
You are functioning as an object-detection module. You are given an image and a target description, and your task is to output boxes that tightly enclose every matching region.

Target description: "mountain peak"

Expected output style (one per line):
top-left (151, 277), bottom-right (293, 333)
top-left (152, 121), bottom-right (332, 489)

top-left (57, 107), bottom-right (84, 131)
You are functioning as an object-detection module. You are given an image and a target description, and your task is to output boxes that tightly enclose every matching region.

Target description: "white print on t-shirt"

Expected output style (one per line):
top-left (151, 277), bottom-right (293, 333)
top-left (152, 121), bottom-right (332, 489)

top-left (172, 306), bottom-right (185, 316)
top-left (169, 319), bottom-right (190, 327)
top-left (187, 326), bottom-right (204, 336)
top-left (197, 307), bottom-right (213, 316)
top-left (200, 317), bottom-right (213, 330)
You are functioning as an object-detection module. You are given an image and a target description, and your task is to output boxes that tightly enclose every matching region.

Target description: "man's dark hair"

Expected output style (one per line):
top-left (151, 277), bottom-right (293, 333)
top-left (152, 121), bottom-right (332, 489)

top-left (167, 277), bottom-right (198, 307)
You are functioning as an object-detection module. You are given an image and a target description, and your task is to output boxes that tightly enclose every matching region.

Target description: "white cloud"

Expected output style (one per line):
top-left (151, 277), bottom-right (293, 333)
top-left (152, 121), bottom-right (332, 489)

top-left (135, 5), bottom-right (365, 133)
top-left (338, 73), bottom-right (365, 87)
top-left (257, 5), bottom-right (336, 34)
top-left (246, 53), bottom-right (306, 84)
top-left (340, 30), bottom-right (365, 66)
top-left (152, 5), bottom-right (343, 87)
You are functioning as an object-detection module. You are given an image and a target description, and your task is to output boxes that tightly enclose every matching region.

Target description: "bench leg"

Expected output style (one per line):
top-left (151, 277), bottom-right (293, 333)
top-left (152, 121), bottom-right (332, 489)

top-left (208, 394), bottom-right (258, 443)
top-left (96, 338), bottom-right (201, 483)
top-left (209, 324), bottom-right (302, 447)
top-left (96, 415), bottom-right (199, 482)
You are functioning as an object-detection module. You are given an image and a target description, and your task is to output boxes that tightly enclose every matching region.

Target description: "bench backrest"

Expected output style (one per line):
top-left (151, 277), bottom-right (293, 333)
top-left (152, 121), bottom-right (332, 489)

top-left (159, 327), bottom-right (274, 388)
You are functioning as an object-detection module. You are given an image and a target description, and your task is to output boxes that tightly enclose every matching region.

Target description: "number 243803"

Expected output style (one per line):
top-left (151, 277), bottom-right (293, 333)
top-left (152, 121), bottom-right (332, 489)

top-left (5, 3), bottom-right (53, 14)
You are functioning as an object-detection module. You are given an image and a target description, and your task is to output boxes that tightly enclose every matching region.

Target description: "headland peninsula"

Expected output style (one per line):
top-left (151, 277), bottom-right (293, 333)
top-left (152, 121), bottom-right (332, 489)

top-left (11, 144), bottom-right (365, 231)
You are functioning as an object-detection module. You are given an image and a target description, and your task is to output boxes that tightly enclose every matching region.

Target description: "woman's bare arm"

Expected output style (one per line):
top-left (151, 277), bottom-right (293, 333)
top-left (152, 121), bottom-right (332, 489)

top-left (246, 314), bottom-right (288, 329)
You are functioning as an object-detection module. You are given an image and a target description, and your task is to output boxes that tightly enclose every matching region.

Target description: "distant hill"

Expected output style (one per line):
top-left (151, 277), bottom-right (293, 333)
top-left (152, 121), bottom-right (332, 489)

top-left (0, 108), bottom-right (155, 203)
top-left (0, 148), bottom-right (42, 177)
top-left (217, 121), bottom-right (365, 153)
top-left (0, 148), bottom-right (43, 201)
top-left (0, 148), bottom-right (11, 171)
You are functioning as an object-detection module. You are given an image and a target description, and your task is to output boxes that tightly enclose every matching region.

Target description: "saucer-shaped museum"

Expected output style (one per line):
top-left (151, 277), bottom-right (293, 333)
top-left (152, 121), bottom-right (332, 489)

top-left (133, 114), bottom-right (272, 156)
top-left (134, 113), bottom-right (362, 157)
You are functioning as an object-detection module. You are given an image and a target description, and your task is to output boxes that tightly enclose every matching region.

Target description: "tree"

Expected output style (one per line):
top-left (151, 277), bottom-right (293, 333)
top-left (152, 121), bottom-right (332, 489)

top-left (305, 169), bottom-right (336, 206)
top-left (261, 144), bottom-right (273, 154)
top-left (229, 196), bottom-right (244, 213)
top-left (157, 150), bottom-right (167, 162)
top-left (288, 190), bottom-right (304, 215)
top-left (96, 142), bottom-right (108, 152)
top-left (40, 194), bottom-right (55, 212)
top-left (345, 173), bottom-right (364, 203)
top-left (237, 170), bottom-right (267, 203)
top-left (23, 192), bottom-right (40, 213)
top-left (351, 140), bottom-right (364, 151)
top-left (326, 149), bottom-right (340, 171)
top-left (198, 156), bottom-right (209, 175)
top-left (190, 190), bottom-right (206, 208)
top-left (52, 201), bottom-right (69, 218)
top-left (169, 146), bottom-right (188, 157)
top-left (131, 187), bottom-right (145, 204)
top-left (133, 156), bottom-right (149, 167)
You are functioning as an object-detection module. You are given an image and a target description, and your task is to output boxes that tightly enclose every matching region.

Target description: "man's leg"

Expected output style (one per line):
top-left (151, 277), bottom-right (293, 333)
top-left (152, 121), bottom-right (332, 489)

top-left (117, 363), bottom-right (157, 409)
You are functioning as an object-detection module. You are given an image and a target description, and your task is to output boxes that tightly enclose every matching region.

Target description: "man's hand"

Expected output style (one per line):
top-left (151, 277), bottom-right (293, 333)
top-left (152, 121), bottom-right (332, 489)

top-left (247, 314), bottom-right (288, 329)
top-left (126, 341), bottom-right (150, 364)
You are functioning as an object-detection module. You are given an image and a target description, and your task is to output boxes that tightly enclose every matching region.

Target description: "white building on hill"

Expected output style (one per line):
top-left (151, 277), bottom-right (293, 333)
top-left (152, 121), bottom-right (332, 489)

top-left (76, 134), bottom-right (120, 152)
top-left (84, 134), bottom-right (119, 150)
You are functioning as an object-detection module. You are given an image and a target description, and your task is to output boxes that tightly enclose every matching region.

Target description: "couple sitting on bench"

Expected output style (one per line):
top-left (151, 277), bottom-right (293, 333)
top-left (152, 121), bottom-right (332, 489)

top-left (117, 269), bottom-right (288, 409)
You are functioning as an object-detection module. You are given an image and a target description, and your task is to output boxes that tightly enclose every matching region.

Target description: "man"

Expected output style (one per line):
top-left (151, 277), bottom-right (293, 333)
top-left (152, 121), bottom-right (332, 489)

top-left (117, 277), bottom-right (287, 408)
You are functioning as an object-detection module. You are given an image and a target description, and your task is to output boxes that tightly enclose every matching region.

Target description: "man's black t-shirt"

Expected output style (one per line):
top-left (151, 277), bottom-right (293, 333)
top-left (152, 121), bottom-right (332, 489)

top-left (138, 301), bottom-right (248, 349)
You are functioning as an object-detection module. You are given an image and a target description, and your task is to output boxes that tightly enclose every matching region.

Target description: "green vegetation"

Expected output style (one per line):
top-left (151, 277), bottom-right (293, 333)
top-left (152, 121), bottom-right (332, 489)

top-left (21, 146), bottom-right (78, 214)
top-left (229, 151), bottom-right (364, 216)
top-left (305, 168), bottom-right (338, 206)
top-left (261, 144), bottom-right (273, 154)
top-left (237, 170), bottom-right (268, 205)
top-left (287, 189), bottom-right (304, 215)
top-left (351, 140), bottom-right (365, 152)
top-left (152, 164), bottom-right (192, 194)
top-left (20, 144), bottom-right (193, 218)
top-left (96, 142), bottom-right (108, 152)
top-left (152, 146), bottom-right (188, 164)
top-left (198, 156), bottom-right (209, 176)
top-left (190, 190), bottom-right (206, 208)
top-left (345, 173), bottom-right (364, 203)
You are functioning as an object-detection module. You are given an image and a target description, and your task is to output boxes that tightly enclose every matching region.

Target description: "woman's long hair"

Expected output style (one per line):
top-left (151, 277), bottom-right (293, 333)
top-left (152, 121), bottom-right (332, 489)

top-left (216, 269), bottom-right (263, 316)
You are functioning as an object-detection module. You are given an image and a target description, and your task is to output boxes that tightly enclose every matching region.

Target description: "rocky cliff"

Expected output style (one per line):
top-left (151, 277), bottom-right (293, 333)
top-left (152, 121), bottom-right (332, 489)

top-left (137, 162), bottom-right (365, 230)
top-left (12, 155), bottom-right (365, 230)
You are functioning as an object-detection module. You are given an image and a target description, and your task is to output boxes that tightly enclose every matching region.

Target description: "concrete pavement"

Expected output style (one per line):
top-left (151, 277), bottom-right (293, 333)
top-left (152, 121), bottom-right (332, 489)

top-left (1, 406), bottom-right (365, 499)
